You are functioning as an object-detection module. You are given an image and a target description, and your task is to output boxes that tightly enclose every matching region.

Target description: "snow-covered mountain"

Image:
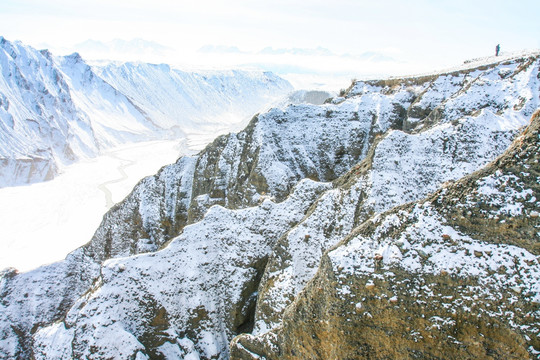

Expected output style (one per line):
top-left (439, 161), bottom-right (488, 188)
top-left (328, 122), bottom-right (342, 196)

top-left (0, 37), bottom-right (293, 187)
top-left (0, 53), bottom-right (539, 359)
top-left (93, 63), bottom-right (293, 135)
top-left (0, 38), bottom-right (161, 187)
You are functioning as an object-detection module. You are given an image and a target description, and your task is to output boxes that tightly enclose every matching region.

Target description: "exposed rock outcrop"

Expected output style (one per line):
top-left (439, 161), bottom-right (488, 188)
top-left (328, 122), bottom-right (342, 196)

top-left (249, 54), bottom-right (540, 337)
top-left (84, 83), bottom-right (403, 261)
top-left (231, 110), bottom-right (540, 360)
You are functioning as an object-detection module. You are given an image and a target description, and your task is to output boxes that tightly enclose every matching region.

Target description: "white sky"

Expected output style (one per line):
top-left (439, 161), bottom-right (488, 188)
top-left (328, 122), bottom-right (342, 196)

top-left (1, 0), bottom-right (539, 88)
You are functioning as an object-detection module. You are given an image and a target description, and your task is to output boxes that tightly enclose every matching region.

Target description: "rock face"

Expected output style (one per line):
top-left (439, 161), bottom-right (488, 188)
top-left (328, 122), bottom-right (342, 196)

top-left (0, 37), bottom-right (292, 187)
top-left (34, 180), bottom-right (330, 360)
top-left (86, 99), bottom-right (384, 262)
top-left (231, 110), bottom-right (540, 360)
top-left (1, 54), bottom-right (539, 359)
top-left (248, 54), bottom-right (540, 337)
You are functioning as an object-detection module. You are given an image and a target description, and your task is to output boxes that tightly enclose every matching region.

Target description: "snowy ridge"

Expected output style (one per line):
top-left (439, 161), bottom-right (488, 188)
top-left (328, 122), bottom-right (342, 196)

top-left (0, 37), bottom-right (293, 187)
top-left (56, 54), bottom-right (163, 147)
top-left (83, 92), bottom-right (381, 264)
top-left (0, 38), bottom-right (160, 187)
top-left (0, 38), bottom-right (95, 186)
top-left (0, 54), bottom-right (539, 359)
top-left (34, 180), bottom-right (330, 359)
top-left (382, 50), bottom-right (540, 82)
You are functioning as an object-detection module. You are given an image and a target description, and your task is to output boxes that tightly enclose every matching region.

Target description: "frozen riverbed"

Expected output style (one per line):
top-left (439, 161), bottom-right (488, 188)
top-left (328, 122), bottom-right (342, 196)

top-left (0, 139), bottom-right (190, 272)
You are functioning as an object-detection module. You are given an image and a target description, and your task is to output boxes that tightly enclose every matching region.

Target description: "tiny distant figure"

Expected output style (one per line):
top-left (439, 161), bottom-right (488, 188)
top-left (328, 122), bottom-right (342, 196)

top-left (496, 44), bottom-right (500, 56)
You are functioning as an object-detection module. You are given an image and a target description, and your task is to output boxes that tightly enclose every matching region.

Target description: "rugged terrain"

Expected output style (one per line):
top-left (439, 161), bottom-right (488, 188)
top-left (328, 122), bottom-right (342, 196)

top-left (0, 37), bottom-right (292, 187)
top-left (0, 53), bottom-right (539, 359)
top-left (231, 109), bottom-right (540, 360)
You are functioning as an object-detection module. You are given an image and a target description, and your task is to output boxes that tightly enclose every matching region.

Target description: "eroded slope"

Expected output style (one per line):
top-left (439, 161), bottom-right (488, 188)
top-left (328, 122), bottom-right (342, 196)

top-left (231, 111), bottom-right (540, 359)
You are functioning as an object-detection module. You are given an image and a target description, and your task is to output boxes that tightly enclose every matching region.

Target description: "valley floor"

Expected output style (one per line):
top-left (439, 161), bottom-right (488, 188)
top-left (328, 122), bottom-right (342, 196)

top-left (0, 138), bottom-right (192, 272)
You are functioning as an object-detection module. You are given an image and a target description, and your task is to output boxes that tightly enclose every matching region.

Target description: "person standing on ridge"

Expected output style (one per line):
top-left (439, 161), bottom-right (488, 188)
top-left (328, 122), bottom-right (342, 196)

top-left (496, 44), bottom-right (500, 56)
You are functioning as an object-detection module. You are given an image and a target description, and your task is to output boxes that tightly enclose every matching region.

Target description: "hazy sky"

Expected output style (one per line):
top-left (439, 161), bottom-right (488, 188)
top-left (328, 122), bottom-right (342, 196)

top-left (1, 0), bottom-right (539, 88)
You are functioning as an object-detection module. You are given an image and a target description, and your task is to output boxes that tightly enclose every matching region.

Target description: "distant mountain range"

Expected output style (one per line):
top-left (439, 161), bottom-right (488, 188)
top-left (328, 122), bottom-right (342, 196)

top-left (66, 39), bottom-right (395, 62)
top-left (37, 38), bottom-right (402, 90)
top-left (0, 37), bottom-right (292, 187)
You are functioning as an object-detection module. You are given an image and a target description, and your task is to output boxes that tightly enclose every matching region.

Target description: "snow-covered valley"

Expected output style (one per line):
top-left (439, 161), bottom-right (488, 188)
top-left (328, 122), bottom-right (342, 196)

top-left (0, 113), bottom-right (274, 272)
top-left (0, 139), bottom-right (183, 271)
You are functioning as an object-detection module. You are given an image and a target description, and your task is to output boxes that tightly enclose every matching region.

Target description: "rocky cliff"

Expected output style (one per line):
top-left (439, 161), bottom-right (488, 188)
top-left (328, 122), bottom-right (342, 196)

top-left (231, 109), bottom-right (540, 360)
top-left (0, 54), bottom-right (539, 359)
